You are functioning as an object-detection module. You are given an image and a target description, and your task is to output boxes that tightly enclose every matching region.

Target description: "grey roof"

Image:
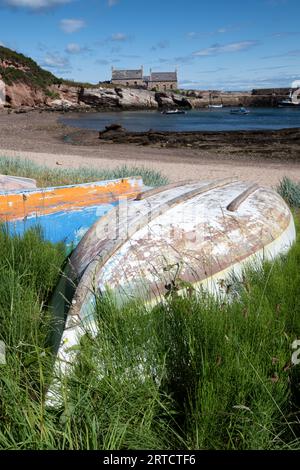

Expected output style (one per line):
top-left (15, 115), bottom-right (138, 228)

top-left (112, 69), bottom-right (143, 80)
top-left (150, 72), bottom-right (177, 82)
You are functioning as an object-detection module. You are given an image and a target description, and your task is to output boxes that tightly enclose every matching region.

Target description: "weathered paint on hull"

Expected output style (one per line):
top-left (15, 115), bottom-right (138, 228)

top-left (7, 203), bottom-right (118, 247)
top-left (47, 179), bottom-right (296, 392)
top-left (0, 177), bottom-right (143, 248)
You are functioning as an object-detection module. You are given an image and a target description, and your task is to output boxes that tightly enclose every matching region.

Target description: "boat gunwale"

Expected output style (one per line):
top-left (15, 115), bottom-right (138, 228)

top-left (0, 175), bottom-right (143, 196)
top-left (135, 179), bottom-right (204, 201)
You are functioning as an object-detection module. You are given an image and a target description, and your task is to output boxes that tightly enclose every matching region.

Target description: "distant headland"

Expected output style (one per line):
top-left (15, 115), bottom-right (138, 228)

top-left (0, 45), bottom-right (299, 112)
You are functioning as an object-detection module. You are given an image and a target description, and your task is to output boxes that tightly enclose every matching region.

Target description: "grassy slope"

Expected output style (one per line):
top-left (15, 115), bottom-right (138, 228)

top-left (0, 46), bottom-right (99, 91)
top-left (0, 214), bottom-right (299, 449)
top-left (0, 45), bottom-right (60, 90)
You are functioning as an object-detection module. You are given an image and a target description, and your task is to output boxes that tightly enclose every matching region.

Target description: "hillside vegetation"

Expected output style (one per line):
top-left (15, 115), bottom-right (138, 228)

top-left (0, 45), bottom-right (61, 90)
top-left (0, 46), bottom-right (99, 92)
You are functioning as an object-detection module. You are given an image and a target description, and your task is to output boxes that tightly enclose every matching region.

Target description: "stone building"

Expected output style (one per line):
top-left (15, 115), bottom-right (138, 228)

top-left (146, 71), bottom-right (178, 91)
top-left (111, 67), bottom-right (178, 91)
top-left (111, 67), bottom-right (144, 87)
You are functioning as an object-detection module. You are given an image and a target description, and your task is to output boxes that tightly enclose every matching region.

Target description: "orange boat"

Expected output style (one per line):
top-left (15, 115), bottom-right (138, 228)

top-left (0, 176), bottom-right (143, 249)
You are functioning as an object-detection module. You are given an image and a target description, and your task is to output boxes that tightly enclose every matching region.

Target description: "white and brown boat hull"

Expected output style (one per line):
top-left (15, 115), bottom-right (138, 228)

top-left (48, 178), bottom-right (296, 391)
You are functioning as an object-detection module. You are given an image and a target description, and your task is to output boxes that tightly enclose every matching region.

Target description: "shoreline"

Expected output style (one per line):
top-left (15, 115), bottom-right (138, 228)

top-left (0, 110), bottom-right (300, 187)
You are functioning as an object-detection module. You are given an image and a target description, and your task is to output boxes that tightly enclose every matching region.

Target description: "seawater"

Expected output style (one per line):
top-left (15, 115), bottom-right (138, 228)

top-left (61, 107), bottom-right (300, 133)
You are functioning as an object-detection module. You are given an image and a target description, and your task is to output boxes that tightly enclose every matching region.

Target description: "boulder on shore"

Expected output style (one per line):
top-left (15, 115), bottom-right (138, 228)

top-left (99, 123), bottom-right (127, 139)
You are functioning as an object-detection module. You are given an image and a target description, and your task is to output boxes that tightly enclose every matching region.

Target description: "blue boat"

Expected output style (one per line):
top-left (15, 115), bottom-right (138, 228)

top-left (230, 107), bottom-right (250, 115)
top-left (0, 177), bottom-right (144, 251)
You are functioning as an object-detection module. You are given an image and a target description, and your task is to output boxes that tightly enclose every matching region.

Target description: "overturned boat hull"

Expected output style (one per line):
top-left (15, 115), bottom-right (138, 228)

top-left (49, 178), bottom-right (296, 382)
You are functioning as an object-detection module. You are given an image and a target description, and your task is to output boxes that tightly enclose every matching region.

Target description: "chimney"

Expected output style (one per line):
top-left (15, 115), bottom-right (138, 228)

top-left (141, 65), bottom-right (144, 76)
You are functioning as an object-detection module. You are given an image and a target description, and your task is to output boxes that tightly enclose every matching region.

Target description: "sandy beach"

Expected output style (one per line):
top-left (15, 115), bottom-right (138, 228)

top-left (0, 110), bottom-right (300, 187)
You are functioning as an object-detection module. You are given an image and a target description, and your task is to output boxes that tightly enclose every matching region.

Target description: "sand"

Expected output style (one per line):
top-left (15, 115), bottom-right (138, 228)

top-left (1, 110), bottom-right (300, 187)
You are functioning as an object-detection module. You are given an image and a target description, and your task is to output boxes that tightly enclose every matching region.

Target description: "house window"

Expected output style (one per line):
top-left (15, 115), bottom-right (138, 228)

top-left (134, 81), bottom-right (137, 86)
top-left (170, 84), bottom-right (173, 90)
top-left (126, 82), bottom-right (129, 86)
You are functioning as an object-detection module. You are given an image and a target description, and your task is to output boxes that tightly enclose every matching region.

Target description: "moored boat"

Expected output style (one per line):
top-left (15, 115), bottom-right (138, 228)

top-left (161, 109), bottom-right (187, 115)
top-left (48, 178), bottom-right (296, 386)
top-left (278, 88), bottom-right (300, 107)
top-left (278, 100), bottom-right (300, 108)
top-left (230, 107), bottom-right (250, 115)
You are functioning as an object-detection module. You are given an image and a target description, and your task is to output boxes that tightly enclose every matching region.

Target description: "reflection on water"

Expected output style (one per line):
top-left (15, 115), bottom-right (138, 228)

top-left (61, 107), bottom-right (300, 133)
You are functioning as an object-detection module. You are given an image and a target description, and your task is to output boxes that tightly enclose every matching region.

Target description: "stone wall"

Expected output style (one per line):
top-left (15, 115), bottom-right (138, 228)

top-left (148, 81), bottom-right (177, 91)
top-left (252, 88), bottom-right (290, 95)
top-left (111, 79), bottom-right (145, 87)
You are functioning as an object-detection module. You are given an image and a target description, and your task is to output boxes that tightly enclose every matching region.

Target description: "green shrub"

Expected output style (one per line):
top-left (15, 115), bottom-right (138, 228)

top-left (44, 90), bottom-right (60, 100)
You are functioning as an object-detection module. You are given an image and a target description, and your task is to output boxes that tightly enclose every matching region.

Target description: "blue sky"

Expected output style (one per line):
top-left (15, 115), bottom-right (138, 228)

top-left (0, 0), bottom-right (299, 90)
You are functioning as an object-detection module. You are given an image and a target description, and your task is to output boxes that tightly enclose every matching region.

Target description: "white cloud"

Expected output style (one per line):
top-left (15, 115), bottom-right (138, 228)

top-left (292, 80), bottom-right (300, 88)
top-left (2, 0), bottom-right (70, 9)
top-left (187, 25), bottom-right (240, 39)
top-left (111, 33), bottom-right (128, 42)
top-left (60, 19), bottom-right (86, 34)
top-left (193, 41), bottom-right (259, 56)
top-left (43, 53), bottom-right (70, 69)
top-left (65, 43), bottom-right (90, 54)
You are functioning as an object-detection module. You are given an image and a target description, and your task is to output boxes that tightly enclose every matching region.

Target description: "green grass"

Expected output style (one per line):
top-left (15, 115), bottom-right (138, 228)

top-left (61, 218), bottom-right (300, 450)
top-left (0, 156), bottom-right (168, 188)
top-left (0, 213), bottom-right (299, 449)
top-left (277, 177), bottom-right (300, 208)
top-left (0, 171), bottom-right (300, 449)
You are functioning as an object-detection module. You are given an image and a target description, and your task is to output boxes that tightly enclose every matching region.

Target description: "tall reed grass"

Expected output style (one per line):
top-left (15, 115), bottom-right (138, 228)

top-left (0, 156), bottom-right (168, 188)
top-left (277, 177), bottom-right (300, 208)
top-left (0, 215), bottom-right (299, 449)
top-left (0, 170), bottom-right (300, 449)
